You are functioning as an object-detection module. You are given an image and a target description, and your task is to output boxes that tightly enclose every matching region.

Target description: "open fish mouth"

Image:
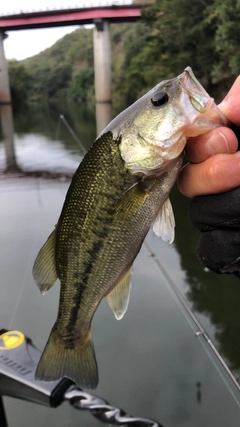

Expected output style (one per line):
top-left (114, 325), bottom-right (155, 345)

top-left (179, 66), bottom-right (212, 113)
top-left (176, 67), bottom-right (228, 136)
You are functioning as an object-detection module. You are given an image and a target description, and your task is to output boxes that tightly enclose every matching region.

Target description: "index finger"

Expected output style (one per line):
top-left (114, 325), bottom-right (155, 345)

top-left (185, 127), bottom-right (238, 164)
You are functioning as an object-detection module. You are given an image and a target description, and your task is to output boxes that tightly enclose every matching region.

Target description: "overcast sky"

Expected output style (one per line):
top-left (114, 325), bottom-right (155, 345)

top-left (1, 0), bottom-right (131, 60)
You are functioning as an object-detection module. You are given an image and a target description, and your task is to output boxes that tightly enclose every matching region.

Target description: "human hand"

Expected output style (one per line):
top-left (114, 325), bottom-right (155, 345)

top-left (178, 76), bottom-right (240, 198)
top-left (178, 76), bottom-right (240, 277)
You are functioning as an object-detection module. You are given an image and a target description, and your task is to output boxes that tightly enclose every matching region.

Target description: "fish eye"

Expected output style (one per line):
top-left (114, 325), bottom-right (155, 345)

top-left (151, 91), bottom-right (169, 107)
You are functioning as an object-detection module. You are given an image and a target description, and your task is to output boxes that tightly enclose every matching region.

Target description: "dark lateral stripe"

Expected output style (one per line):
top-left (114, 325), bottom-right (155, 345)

top-left (64, 237), bottom-right (105, 344)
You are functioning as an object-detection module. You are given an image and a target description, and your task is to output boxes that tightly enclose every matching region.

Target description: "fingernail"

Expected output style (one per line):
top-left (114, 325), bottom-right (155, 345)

top-left (206, 130), bottom-right (229, 155)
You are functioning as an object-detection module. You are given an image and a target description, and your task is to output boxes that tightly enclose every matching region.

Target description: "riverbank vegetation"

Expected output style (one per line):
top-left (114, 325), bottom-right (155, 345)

top-left (8, 0), bottom-right (240, 112)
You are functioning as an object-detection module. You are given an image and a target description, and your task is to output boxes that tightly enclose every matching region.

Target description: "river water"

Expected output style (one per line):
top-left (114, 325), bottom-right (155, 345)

top-left (0, 103), bottom-right (240, 426)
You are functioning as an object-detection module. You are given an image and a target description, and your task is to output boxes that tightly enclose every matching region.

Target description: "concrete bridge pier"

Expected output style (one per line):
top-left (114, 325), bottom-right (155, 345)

top-left (93, 19), bottom-right (112, 136)
top-left (0, 31), bottom-right (17, 170)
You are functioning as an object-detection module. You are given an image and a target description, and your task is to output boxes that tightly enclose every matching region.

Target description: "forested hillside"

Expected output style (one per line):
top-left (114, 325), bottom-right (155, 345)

top-left (8, 0), bottom-right (240, 112)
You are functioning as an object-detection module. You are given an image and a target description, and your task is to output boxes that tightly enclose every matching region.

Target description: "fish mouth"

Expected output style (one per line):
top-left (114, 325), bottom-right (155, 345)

top-left (178, 67), bottom-right (213, 113)
top-left (177, 66), bottom-right (228, 133)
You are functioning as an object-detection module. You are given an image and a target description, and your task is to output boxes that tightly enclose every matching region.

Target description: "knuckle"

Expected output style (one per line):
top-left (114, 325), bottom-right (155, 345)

top-left (206, 158), bottom-right (223, 187)
top-left (177, 165), bottom-right (190, 196)
top-left (205, 154), bottom-right (234, 192)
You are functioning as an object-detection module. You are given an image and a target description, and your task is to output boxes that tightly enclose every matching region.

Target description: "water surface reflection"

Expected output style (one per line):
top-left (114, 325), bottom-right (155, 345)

top-left (173, 184), bottom-right (240, 378)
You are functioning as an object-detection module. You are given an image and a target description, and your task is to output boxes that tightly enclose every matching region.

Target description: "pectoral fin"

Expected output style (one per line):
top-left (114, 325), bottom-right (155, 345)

top-left (152, 197), bottom-right (175, 244)
top-left (33, 228), bottom-right (58, 294)
top-left (106, 267), bottom-right (132, 320)
top-left (114, 182), bottom-right (149, 221)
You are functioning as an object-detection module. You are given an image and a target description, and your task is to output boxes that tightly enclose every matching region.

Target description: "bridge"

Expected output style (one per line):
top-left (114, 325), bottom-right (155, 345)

top-left (0, 4), bottom-right (142, 31)
top-left (0, 3), bottom-right (149, 169)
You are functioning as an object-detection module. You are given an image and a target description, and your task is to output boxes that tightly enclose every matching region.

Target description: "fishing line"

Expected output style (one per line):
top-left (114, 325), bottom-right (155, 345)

top-left (59, 114), bottom-right (87, 156)
top-left (144, 239), bottom-right (240, 401)
top-left (8, 236), bottom-right (39, 329)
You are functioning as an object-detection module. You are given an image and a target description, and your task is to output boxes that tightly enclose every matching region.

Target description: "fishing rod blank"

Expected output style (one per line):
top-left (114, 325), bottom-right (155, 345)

top-left (144, 240), bottom-right (240, 397)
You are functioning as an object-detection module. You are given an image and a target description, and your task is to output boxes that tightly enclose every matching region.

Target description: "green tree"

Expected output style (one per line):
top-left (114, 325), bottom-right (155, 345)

top-left (140, 0), bottom-right (218, 89)
top-left (205, 0), bottom-right (240, 83)
top-left (13, 3), bottom-right (240, 111)
top-left (47, 63), bottom-right (72, 99)
top-left (111, 21), bottom-right (153, 109)
top-left (23, 28), bottom-right (94, 106)
top-left (8, 60), bottom-right (32, 108)
top-left (26, 59), bottom-right (50, 102)
top-left (112, 0), bottom-right (225, 109)
top-left (68, 68), bottom-right (94, 103)
top-left (140, 0), bottom-right (240, 99)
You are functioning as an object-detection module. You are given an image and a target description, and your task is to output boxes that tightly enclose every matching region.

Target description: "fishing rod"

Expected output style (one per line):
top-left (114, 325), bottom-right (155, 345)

top-left (59, 115), bottom-right (240, 398)
top-left (0, 329), bottom-right (162, 427)
top-left (144, 240), bottom-right (240, 398)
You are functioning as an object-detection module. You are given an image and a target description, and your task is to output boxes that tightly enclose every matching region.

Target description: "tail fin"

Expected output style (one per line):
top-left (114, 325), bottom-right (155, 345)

top-left (35, 328), bottom-right (98, 389)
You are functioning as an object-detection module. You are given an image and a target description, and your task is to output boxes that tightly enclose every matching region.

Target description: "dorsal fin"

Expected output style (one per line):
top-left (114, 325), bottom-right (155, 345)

top-left (33, 228), bottom-right (58, 294)
top-left (152, 197), bottom-right (175, 244)
top-left (106, 267), bottom-right (132, 320)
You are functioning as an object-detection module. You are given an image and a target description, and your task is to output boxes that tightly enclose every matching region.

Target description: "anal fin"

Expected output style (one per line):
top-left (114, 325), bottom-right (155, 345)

top-left (106, 267), bottom-right (132, 320)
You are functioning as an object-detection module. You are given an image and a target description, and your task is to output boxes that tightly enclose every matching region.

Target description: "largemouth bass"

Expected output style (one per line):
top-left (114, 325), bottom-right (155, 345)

top-left (33, 67), bottom-right (226, 389)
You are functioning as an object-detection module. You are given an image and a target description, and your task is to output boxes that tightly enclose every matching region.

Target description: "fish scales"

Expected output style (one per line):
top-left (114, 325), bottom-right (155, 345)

top-left (34, 131), bottom-right (182, 388)
top-left (55, 131), bottom-right (178, 337)
top-left (55, 131), bottom-right (137, 336)
top-left (33, 67), bottom-right (227, 389)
